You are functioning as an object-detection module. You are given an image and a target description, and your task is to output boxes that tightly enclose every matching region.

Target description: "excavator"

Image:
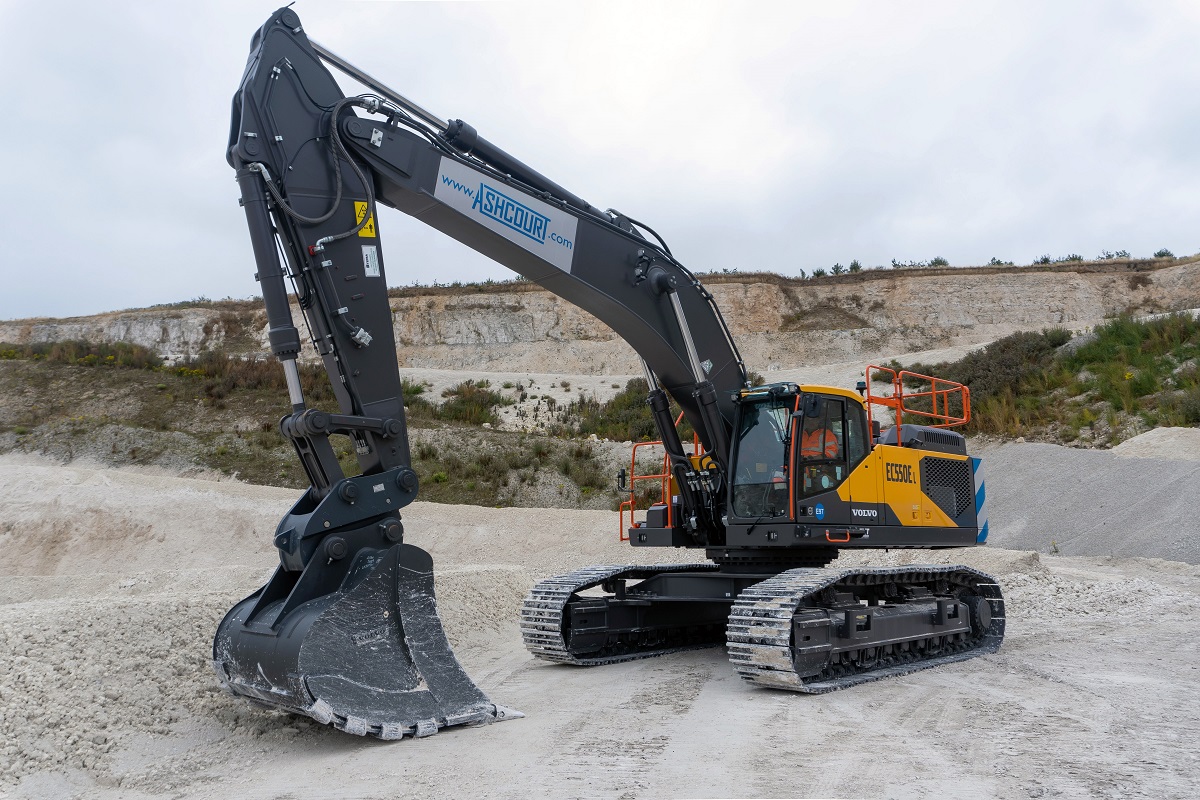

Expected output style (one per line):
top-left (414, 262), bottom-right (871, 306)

top-left (214, 7), bottom-right (1004, 739)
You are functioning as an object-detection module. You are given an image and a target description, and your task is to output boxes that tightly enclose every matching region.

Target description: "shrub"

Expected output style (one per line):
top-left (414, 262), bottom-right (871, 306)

top-left (928, 256), bottom-right (949, 267)
top-left (173, 351), bottom-right (338, 406)
top-left (811, 268), bottom-right (828, 278)
top-left (1179, 387), bottom-right (1200, 424)
top-left (988, 257), bottom-right (1014, 266)
top-left (437, 379), bottom-right (512, 425)
top-left (553, 378), bottom-right (695, 442)
top-left (899, 312), bottom-right (1200, 435)
top-left (904, 329), bottom-right (1073, 406)
top-left (848, 260), bottom-right (862, 273)
top-left (831, 263), bottom-right (846, 275)
top-left (557, 443), bottom-right (609, 492)
top-left (1044, 327), bottom-right (1073, 348)
top-left (0, 340), bottom-right (161, 369)
top-left (1154, 248), bottom-right (1175, 259)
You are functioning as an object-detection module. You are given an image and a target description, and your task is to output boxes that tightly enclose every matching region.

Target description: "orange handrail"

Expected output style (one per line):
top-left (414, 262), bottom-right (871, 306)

top-left (618, 411), bottom-right (690, 540)
top-left (864, 365), bottom-right (970, 444)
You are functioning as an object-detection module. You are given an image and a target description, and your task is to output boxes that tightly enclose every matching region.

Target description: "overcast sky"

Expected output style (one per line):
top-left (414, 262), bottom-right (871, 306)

top-left (1, 0), bottom-right (1198, 320)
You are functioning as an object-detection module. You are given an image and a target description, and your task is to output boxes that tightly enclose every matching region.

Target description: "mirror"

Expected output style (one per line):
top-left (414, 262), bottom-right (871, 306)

top-left (804, 394), bottom-right (825, 418)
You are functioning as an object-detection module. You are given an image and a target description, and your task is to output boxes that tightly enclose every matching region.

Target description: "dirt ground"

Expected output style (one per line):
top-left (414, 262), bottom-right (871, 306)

top-left (2, 447), bottom-right (1199, 800)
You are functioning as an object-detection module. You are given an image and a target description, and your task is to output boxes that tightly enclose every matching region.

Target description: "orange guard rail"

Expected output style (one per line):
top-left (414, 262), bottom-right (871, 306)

top-left (618, 412), bottom-right (696, 541)
top-left (865, 365), bottom-right (970, 439)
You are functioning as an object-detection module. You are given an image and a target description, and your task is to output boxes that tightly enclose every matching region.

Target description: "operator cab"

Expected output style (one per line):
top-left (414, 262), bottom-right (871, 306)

top-left (728, 383), bottom-right (871, 524)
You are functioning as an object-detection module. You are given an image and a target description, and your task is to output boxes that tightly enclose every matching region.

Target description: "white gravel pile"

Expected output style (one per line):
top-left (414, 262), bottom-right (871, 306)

top-left (979, 433), bottom-right (1200, 563)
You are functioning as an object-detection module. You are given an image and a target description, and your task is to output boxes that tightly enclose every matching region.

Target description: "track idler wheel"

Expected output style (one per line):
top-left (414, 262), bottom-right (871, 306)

top-left (213, 543), bottom-right (520, 739)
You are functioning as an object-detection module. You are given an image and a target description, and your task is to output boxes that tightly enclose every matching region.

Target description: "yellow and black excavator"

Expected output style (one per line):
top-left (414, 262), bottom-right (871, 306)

top-left (213, 7), bottom-right (1003, 739)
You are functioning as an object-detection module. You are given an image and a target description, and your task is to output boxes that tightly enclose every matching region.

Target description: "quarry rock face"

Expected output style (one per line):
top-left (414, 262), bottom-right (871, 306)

top-left (0, 309), bottom-right (221, 363)
top-left (3, 259), bottom-right (1198, 372)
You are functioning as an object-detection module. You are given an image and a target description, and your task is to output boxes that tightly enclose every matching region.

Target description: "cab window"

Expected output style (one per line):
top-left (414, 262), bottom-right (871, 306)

top-left (730, 397), bottom-right (792, 519)
top-left (846, 402), bottom-right (868, 467)
top-left (799, 397), bottom-right (847, 497)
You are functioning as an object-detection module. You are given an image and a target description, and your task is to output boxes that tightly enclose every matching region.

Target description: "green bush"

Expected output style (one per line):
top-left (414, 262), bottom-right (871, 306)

top-left (895, 313), bottom-right (1200, 436)
top-left (436, 379), bottom-right (513, 425)
top-left (0, 340), bottom-right (161, 369)
top-left (906, 329), bottom-right (1072, 406)
top-left (554, 378), bottom-right (695, 443)
top-left (176, 351), bottom-right (336, 406)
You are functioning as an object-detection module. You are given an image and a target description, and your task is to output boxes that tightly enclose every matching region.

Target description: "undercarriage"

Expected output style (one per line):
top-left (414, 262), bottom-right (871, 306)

top-left (521, 562), bottom-right (1004, 689)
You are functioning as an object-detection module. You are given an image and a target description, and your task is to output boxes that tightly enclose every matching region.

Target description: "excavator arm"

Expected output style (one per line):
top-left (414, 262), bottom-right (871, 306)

top-left (228, 8), bottom-right (747, 541)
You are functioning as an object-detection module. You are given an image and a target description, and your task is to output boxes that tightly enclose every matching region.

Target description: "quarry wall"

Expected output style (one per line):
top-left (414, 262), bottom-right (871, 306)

top-left (3, 258), bottom-right (1198, 373)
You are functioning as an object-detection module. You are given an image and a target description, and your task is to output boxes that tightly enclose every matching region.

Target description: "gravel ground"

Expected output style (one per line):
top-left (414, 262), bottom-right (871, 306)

top-left (3, 437), bottom-right (1200, 799)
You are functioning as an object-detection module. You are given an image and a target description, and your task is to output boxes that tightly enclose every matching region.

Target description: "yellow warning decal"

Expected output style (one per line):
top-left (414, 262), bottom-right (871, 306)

top-left (354, 201), bottom-right (376, 237)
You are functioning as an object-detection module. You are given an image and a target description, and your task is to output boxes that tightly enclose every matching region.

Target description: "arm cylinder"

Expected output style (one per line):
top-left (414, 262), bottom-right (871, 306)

top-left (235, 164), bottom-right (305, 409)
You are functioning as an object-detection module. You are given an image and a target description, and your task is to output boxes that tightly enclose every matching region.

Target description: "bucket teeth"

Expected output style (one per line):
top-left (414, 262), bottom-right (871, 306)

top-left (306, 699), bottom-right (334, 725)
top-left (379, 723), bottom-right (407, 741)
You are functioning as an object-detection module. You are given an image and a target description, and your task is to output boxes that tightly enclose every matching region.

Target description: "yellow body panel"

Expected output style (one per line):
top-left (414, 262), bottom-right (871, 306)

top-left (837, 444), bottom-right (966, 528)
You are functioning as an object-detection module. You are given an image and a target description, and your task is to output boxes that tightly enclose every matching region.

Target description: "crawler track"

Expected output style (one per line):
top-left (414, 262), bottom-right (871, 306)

top-left (523, 563), bottom-right (1004, 689)
top-left (520, 563), bottom-right (720, 665)
top-left (727, 564), bottom-right (1005, 692)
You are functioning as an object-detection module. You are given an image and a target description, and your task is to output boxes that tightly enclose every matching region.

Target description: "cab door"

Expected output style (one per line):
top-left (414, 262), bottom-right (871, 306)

top-left (796, 396), bottom-right (848, 499)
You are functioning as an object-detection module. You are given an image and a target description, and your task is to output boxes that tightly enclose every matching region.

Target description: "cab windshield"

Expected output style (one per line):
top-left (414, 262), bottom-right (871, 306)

top-left (730, 396), bottom-right (793, 519)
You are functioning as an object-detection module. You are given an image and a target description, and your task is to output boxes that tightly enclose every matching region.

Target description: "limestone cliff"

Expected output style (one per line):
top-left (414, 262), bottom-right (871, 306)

top-left (3, 258), bottom-right (1197, 373)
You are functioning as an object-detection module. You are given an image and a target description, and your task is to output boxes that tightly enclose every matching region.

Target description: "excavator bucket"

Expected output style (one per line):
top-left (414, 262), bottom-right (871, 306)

top-left (213, 543), bottom-right (520, 739)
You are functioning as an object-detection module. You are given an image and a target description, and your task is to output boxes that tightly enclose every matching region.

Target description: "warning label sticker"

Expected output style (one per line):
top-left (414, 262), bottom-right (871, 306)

top-left (354, 201), bottom-right (376, 238)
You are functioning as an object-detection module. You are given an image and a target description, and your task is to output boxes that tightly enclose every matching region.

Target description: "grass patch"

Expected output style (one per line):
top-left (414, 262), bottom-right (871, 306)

top-left (551, 378), bottom-right (697, 442)
top-left (436, 379), bottom-right (513, 425)
top-left (0, 340), bottom-right (162, 369)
